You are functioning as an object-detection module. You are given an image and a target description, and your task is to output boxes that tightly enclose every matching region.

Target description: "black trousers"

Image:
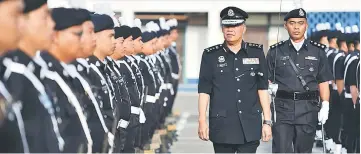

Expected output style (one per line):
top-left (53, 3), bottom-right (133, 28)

top-left (325, 90), bottom-right (343, 144)
top-left (272, 123), bottom-right (316, 153)
top-left (213, 140), bottom-right (260, 153)
top-left (342, 98), bottom-right (360, 153)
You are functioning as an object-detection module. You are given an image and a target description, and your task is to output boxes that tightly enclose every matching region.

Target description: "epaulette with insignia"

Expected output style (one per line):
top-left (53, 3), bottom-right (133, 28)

top-left (270, 40), bottom-right (286, 49)
top-left (247, 42), bottom-right (263, 49)
top-left (310, 40), bottom-right (326, 49)
top-left (204, 44), bottom-right (222, 53)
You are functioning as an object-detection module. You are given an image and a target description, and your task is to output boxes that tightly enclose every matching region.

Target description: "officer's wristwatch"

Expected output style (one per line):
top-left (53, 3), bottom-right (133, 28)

top-left (263, 120), bottom-right (273, 127)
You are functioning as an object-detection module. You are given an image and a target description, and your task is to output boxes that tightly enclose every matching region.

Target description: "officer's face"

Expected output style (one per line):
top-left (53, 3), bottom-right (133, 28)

top-left (95, 29), bottom-right (115, 56)
top-left (142, 41), bottom-right (154, 55)
top-left (356, 42), bottom-right (360, 50)
top-left (152, 38), bottom-right (158, 53)
top-left (339, 42), bottom-right (348, 52)
top-left (348, 43), bottom-right (355, 52)
top-left (222, 24), bottom-right (246, 43)
top-left (79, 21), bottom-right (96, 58)
top-left (21, 4), bottom-right (55, 51)
top-left (330, 38), bottom-right (338, 48)
top-left (123, 36), bottom-right (134, 55)
top-left (170, 29), bottom-right (179, 41)
top-left (54, 25), bottom-right (83, 62)
top-left (113, 37), bottom-right (125, 58)
top-left (0, 0), bottom-right (24, 53)
top-left (156, 36), bottom-right (164, 50)
top-left (164, 35), bottom-right (172, 47)
top-left (285, 18), bottom-right (308, 41)
top-left (133, 37), bottom-right (143, 54)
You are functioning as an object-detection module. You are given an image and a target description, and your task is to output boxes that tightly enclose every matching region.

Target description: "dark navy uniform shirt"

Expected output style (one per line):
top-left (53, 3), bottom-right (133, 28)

top-left (266, 39), bottom-right (333, 125)
top-left (2, 50), bottom-right (62, 153)
top-left (344, 50), bottom-right (360, 93)
top-left (267, 39), bottom-right (333, 92)
top-left (198, 41), bottom-right (268, 144)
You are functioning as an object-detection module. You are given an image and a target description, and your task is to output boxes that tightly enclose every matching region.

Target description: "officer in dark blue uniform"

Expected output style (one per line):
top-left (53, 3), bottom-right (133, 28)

top-left (324, 30), bottom-right (345, 152)
top-left (0, 0), bottom-right (24, 134)
top-left (110, 25), bottom-right (143, 153)
top-left (38, 7), bottom-right (96, 153)
top-left (142, 30), bottom-right (164, 145)
top-left (198, 6), bottom-right (271, 153)
top-left (88, 14), bottom-right (131, 153)
top-left (342, 33), bottom-right (360, 153)
top-left (166, 19), bottom-right (181, 113)
top-left (1, 0), bottom-right (65, 153)
top-left (138, 31), bottom-right (159, 148)
top-left (267, 8), bottom-right (333, 153)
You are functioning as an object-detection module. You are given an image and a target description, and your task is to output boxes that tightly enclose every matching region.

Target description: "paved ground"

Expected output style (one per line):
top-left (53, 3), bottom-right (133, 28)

top-left (169, 92), bottom-right (324, 153)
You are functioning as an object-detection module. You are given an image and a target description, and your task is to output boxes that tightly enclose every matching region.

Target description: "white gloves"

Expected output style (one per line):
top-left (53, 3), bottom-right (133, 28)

top-left (139, 109), bottom-right (146, 124)
top-left (318, 101), bottom-right (329, 124)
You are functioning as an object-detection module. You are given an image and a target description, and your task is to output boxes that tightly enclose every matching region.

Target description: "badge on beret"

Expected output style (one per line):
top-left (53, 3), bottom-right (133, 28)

top-left (228, 9), bottom-right (234, 17)
top-left (243, 58), bottom-right (259, 64)
top-left (218, 56), bottom-right (225, 63)
top-left (299, 9), bottom-right (305, 16)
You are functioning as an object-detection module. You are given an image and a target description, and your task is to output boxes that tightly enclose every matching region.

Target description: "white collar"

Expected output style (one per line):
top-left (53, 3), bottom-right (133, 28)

top-left (291, 39), bottom-right (305, 51)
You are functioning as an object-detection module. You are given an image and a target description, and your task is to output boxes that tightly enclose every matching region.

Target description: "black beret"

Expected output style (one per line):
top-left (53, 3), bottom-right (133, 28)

top-left (23, 0), bottom-right (47, 13)
top-left (353, 32), bottom-right (360, 44)
top-left (141, 32), bottom-right (153, 43)
top-left (284, 8), bottom-right (307, 21)
top-left (220, 6), bottom-right (248, 26)
top-left (131, 27), bottom-right (142, 39)
top-left (114, 26), bottom-right (131, 39)
top-left (52, 8), bottom-right (90, 31)
top-left (338, 33), bottom-right (347, 42)
top-left (346, 33), bottom-right (357, 45)
top-left (327, 30), bottom-right (342, 39)
top-left (91, 14), bottom-right (114, 33)
top-left (312, 30), bottom-right (329, 42)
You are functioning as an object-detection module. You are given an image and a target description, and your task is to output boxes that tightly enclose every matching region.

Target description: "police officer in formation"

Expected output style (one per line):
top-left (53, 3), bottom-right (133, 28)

top-left (310, 23), bottom-right (360, 153)
top-left (0, 0), bottom-right (181, 153)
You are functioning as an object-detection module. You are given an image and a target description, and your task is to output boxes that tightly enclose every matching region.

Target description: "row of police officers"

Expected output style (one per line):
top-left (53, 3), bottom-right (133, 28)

top-left (310, 23), bottom-right (360, 153)
top-left (198, 6), bottom-right (360, 153)
top-left (0, 0), bottom-right (181, 153)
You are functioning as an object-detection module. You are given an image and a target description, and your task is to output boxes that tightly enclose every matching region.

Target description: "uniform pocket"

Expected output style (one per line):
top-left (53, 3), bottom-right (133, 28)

top-left (275, 60), bottom-right (291, 77)
top-left (304, 59), bottom-right (319, 77)
top-left (209, 110), bottom-right (227, 131)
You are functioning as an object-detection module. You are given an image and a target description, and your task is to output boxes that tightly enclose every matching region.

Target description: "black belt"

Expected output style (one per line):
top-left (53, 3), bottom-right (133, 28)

top-left (276, 90), bottom-right (319, 100)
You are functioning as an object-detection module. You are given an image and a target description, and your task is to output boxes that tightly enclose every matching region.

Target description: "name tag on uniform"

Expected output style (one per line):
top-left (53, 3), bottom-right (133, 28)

top-left (305, 56), bottom-right (318, 61)
top-left (217, 63), bottom-right (227, 68)
top-left (242, 58), bottom-right (259, 64)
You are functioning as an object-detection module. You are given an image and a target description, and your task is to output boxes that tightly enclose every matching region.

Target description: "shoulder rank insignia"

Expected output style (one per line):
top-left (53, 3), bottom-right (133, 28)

top-left (309, 40), bottom-right (326, 49)
top-left (204, 44), bottom-right (222, 53)
top-left (270, 40), bottom-right (286, 49)
top-left (247, 42), bottom-right (263, 49)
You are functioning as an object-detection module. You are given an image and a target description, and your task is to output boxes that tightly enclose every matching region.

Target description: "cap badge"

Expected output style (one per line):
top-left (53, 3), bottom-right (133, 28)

top-left (218, 56), bottom-right (225, 63)
top-left (228, 9), bottom-right (235, 16)
top-left (299, 9), bottom-right (304, 16)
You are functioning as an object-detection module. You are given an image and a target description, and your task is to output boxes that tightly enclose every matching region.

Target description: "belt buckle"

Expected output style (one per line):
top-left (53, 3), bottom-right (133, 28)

top-left (293, 92), bottom-right (300, 100)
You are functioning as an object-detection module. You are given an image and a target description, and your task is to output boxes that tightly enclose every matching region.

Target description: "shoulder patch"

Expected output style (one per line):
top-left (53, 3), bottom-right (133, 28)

top-left (247, 42), bottom-right (263, 49)
top-left (270, 40), bottom-right (286, 49)
top-left (204, 44), bottom-right (222, 53)
top-left (309, 40), bottom-right (326, 49)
